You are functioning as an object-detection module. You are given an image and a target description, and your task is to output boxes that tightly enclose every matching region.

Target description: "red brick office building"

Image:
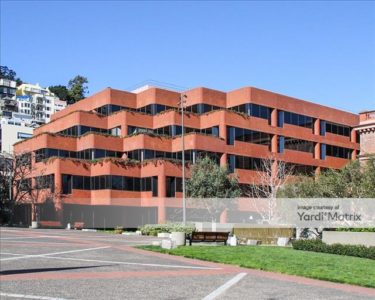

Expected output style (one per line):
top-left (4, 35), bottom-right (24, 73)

top-left (13, 86), bottom-right (359, 226)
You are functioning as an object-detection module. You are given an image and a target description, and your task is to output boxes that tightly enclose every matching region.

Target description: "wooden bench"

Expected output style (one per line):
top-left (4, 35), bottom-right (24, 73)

top-left (187, 231), bottom-right (229, 246)
top-left (39, 221), bottom-right (63, 229)
top-left (73, 222), bottom-right (84, 230)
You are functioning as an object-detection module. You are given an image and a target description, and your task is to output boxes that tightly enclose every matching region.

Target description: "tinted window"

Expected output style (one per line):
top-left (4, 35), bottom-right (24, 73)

top-left (326, 145), bottom-right (352, 159)
top-left (284, 112), bottom-right (313, 129)
top-left (325, 121), bottom-right (350, 137)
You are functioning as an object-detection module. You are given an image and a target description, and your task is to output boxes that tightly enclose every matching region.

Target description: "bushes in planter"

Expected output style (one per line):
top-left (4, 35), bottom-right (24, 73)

top-left (139, 223), bottom-right (195, 236)
top-left (292, 239), bottom-right (375, 260)
top-left (114, 226), bottom-right (124, 234)
top-left (336, 228), bottom-right (375, 233)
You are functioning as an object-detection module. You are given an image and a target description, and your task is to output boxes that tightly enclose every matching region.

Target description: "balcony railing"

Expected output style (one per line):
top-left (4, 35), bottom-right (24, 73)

top-left (1, 99), bottom-right (18, 106)
top-left (0, 78), bottom-right (16, 88)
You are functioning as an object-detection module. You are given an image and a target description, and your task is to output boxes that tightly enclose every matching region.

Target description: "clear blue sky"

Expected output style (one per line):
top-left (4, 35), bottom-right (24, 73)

top-left (1, 1), bottom-right (374, 113)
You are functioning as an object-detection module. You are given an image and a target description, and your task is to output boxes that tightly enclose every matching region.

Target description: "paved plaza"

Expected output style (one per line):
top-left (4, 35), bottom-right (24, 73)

top-left (0, 228), bottom-right (374, 299)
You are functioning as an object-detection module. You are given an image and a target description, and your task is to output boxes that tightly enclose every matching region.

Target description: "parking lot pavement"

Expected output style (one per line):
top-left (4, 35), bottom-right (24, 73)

top-left (1, 228), bottom-right (374, 300)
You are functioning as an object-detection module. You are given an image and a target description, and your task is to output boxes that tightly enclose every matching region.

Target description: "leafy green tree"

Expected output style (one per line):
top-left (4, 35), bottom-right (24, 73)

top-left (186, 156), bottom-right (241, 222)
top-left (0, 66), bottom-right (22, 85)
top-left (0, 66), bottom-right (16, 80)
top-left (279, 157), bottom-right (375, 198)
top-left (360, 157), bottom-right (375, 198)
top-left (49, 85), bottom-right (71, 102)
top-left (279, 158), bottom-right (375, 238)
top-left (187, 156), bottom-right (241, 198)
top-left (67, 75), bottom-right (88, 104)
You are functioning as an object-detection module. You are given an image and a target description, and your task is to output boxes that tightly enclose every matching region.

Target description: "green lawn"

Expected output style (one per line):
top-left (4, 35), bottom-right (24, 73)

top-left (138, 245), bottom-right (375, 288)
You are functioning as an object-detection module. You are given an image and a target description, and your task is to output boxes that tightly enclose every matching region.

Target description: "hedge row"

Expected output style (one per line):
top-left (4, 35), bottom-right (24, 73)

top-left (292, 239), bottom-right (375, 260)
top-left (336, 228), bottom-right (375, 233)
top-left (139, 223), bottom-right (195, 236)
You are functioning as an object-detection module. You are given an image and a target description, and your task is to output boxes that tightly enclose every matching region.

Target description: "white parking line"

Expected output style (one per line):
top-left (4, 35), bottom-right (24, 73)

top-left (0, 240), bottom-right (82, 244)
top-left (0, 246), bottom-right (110, 261)
top-left (0, 250), bottom-right (220, 270)
top-left (0, 236), bottom-right (42, 240)
top-left (0, 292), bottom-right (70, 300)
top-left (202, 272), bottom-right (247, 300)
top-left (39, 255), bottom-right (222, 270)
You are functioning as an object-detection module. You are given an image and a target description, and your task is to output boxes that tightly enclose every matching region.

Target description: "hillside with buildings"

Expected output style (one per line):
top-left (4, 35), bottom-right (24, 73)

top-left (0, 79), bottom-right (67, 153)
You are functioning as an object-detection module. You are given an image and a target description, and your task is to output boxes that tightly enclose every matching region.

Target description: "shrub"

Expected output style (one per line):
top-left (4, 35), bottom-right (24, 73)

top-left (139, 223), bottom-right (195, 236)
top-left (336, 228), bottom-right (375, 233)
top-left (292, 239), bottom-right (375, 260)
top-left (114, 226), bottom-right (124, 234)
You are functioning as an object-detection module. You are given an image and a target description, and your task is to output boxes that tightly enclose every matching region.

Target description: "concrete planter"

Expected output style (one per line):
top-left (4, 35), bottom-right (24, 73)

top-left (161, 239), bottom-right (177, 249)
top-left (31, 221), bottom-right (39, 229)
top-left (170, 232), bottom-right (186, 246)
top-left (277, 237), bottom-right (290, 246)
top-left (322, 231), bottom-right (375, 247)
top-left (152, 241), bottom-right (162, 246)
top-left (246, 239), bottom-right (259, 246)
top-left (157, 232), bottom-right (170, 238)
top-left (228, 235), bottom-right (238, 246)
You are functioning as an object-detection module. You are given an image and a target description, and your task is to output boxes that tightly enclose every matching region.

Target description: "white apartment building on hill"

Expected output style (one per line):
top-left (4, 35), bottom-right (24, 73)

top-left (17, 83), bottom-right (67, 124)
top-left (0, 80), bottom-right (67, 153)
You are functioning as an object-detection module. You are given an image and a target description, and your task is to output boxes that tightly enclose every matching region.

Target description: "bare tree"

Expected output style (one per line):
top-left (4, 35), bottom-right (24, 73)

top-left (22, 172), bottom-right (60, 223)
top-left (0, 152), bottom-right (34, 223)
top-left (245, 155), bottom-right (294, 224)
top-left (0, 152), bottom-right (61, 225)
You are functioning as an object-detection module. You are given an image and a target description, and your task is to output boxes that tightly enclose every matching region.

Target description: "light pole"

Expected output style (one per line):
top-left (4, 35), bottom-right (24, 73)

top-left (179, 94), bottom-right (187, 225)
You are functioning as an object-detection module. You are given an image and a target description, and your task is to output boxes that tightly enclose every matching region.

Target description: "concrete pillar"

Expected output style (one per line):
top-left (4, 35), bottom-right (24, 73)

top-left (219, 122), bottom-right (227, 141)
top-left (314, 143), bottom-right (321, 160)
top-left (157, 171), bottom-right (167, 223)
top-left (219, 209), bottom-right (228, 224)
top-left (315, 166), bottom-right (321, 177)
top-left (121, 124), bottom-right (128, 137)
top-left (220, 153), bottom-right (227, 168)
top-left (158, 173), bottom-right (166, 198)
top-left (271, 135), bottom-right (278, 153)
top-left (314, 119), bottom-right (320, 135)
top-left (158, 203), bottom-right (166, 224)
top-left (271, 109), bottom-right (278, 127)
top-left (55, 162), bottom-right (64, 224)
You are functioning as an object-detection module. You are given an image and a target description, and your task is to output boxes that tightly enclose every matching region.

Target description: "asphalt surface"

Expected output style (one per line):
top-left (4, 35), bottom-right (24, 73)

top-left (0, 228), bottom-right (374, 300)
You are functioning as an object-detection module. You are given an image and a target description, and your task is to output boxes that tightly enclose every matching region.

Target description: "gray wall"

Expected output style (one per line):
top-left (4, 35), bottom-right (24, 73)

top-left (322, 231), bottom-right (375, 247)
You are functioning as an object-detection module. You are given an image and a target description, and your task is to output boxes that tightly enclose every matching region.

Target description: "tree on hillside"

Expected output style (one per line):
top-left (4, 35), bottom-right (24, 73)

top-left (186, 156), bottom-right (241, 222)
top-left (49, 75), bottom-right (89, 104)
top-left (48, 85), bottom-right (72, 102)
top-left (0, 66), bottom-right (23, 85)
top-left (68, 75), bottom-right (89, 104)
top-left (0, 66), bottom-right (16, 80)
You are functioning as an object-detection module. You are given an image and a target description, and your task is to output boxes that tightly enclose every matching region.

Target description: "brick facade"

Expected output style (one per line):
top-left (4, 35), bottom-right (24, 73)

top-left (13, 86), bottom-right (360, 226)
